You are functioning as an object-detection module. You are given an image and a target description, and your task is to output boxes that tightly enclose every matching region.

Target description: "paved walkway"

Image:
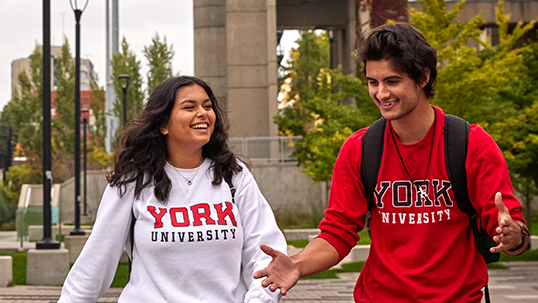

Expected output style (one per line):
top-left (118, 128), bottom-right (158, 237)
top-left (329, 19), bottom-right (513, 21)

top-left (2, 231), bottom-right (538, 302)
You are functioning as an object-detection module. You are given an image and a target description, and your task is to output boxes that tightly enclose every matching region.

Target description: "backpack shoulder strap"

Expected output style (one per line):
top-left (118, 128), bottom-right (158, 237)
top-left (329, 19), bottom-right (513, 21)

top-left (444, 114), bottom-right (473, 214)
top-left (361, 118), bottom-right (387, 211)
top-left (225, 177), bottom-right (236, 204)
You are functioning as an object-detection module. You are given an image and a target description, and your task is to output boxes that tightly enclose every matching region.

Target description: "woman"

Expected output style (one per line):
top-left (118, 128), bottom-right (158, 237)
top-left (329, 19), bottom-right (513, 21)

top-left (58, 76), bottom-right (287, 303)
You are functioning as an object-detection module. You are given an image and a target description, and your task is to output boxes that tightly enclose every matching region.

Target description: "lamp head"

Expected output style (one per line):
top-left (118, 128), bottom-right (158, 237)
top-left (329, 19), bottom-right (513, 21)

top-left (118, 74), bottom-right (131, 90)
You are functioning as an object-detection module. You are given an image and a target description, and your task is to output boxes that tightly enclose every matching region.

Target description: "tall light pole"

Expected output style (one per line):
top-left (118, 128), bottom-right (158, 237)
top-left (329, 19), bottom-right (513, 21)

top-left (37, 0), bottom-right (60, 249)
top-left (70, 0), bottom-right (89, 236)
top-left (118, 74), bottom-right (131, 127)
top-left (81, 109), bottom-right (89, 217)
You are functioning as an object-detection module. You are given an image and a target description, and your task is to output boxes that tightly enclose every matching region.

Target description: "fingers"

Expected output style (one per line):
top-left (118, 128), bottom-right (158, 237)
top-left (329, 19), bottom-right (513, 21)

top-left (490, 243), bottom-right (504, 253)
top-left (495, 192), bottom-right (510, 217)
top-left (253, 268), bottom-right (267, 280)
top-left (260, 244), bottom-right (276, 257)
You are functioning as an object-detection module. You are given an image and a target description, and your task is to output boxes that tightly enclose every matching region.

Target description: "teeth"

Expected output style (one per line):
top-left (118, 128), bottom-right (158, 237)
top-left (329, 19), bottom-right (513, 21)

top-left (381, 101), bottom-right (396, 106)
top-left (192, 124), bottom-right (208, 129)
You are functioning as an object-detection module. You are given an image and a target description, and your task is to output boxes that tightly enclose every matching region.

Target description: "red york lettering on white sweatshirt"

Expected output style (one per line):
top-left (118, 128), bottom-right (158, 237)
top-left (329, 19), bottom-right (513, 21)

top-left (147, 202), bottom-right (237, 229)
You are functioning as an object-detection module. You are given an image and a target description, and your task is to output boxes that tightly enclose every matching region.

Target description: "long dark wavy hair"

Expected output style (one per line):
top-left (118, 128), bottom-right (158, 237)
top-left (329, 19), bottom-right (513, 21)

top-left (107, 76), bottom-right (243, 202)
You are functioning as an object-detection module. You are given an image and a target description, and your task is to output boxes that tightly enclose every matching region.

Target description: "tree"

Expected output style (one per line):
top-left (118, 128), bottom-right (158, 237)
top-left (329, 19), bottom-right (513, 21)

top-left (6, 47), bottom-right (44, 163)
top-left (53, 40), bottom-right (76, 146)
top-left (410, 0), bottom-right (536, 124)
top-left (275, 30), bottom-right (331, 137)
top-left (292, 69), bottom-right (377, 183)
top-left (410, 0), bottom-right (537, 227)
top-left (144, 33), bottom-right (175, 96)
top-left (87, 75), bottom-right (113, 169)
top-left (275, 30), bottom-right (377, 183)
top-left (112, 38), bottom-right (145, 131)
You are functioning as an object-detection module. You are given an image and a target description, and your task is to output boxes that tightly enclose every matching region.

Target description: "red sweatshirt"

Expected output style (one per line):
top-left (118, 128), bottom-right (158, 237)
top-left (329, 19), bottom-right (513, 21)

top-left (318, 107), bottom-right (524, 303)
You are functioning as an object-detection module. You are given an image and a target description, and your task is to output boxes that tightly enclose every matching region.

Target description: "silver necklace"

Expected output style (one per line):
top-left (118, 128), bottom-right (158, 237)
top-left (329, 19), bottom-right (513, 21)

top-left (172, 158), bottom-right (204, 185)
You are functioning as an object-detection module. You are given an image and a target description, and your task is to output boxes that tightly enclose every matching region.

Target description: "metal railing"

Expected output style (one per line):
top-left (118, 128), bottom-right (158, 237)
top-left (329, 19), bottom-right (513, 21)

top-left (229, 136), bottom-right (302, 162)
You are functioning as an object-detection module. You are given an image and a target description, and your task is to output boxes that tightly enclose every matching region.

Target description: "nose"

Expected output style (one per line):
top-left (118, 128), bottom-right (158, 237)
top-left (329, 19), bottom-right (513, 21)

top-left (196, 105), bottom-right (206, 117)
top-left (376, 84), bottom-right (390, 101)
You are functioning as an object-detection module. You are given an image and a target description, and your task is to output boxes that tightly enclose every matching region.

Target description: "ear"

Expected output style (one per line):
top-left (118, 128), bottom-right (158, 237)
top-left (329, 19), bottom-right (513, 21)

top-left (420, 68), bottom-right (431, 89)
top-left (160, 123), bottom-right (169, 135)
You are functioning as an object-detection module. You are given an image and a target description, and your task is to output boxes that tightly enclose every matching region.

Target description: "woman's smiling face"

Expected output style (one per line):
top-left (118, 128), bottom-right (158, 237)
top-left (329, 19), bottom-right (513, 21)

top-left (160, 84), bottom-right (216, 153)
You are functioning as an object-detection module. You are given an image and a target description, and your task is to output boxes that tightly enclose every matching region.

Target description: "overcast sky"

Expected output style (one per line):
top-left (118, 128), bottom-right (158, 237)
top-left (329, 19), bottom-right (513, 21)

top-left (0, 1), bottom-right (299, 111)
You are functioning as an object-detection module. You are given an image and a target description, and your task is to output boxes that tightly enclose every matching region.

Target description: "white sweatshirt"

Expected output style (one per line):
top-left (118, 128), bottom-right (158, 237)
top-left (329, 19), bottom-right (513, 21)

top-left (58, 159), bottom-right (286, 303)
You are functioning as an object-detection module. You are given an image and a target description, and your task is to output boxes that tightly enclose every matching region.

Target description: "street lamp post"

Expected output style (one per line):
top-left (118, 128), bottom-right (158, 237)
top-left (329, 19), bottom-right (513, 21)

top-left (37, 0), bottom-right (60, 249)
top-left (70, 0), bottom-right (89, 236)
top-left (118, 74), bottom-right (130, 127)
top-left (81, 109), bottom-right (89, 217)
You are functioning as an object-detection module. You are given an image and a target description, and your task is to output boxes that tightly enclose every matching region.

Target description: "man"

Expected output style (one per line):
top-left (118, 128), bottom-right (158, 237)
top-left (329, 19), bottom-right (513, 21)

top-left (254, 23), bottom-right (530, 302)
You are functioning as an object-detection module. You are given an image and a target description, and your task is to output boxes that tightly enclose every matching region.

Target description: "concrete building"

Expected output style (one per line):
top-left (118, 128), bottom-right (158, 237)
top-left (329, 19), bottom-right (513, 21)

top-left (194, 0), bottom-right (537, 139)
top-left (11, 46), bottom-right (95, 97)
top-left (10, 46), bottom-right (99, 135)
top-left (194, 0), bottom-right (357, 139)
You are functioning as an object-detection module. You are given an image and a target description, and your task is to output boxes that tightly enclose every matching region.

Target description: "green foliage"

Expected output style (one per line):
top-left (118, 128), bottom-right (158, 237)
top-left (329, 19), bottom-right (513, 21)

top-left (0, 185), bottom-right (16, 230)
top-left (410, 0), bottom-right (538, 226)
top-left (275, 204), bottom-right (325, 229)
top-left (275, 30), bottom-right (378, 183)
top-left (499, 248), bottom-right (538, 261)
top-left (289, 69), bottom-right (378, 182)
top-left (112, 38), bottom-right (145, 130)
top-left (0, 251), bottom-right (131, 287)
top-left (301, 261), bottom-right (365, 280)
top-left (276, 30), bottom-right (331, 137)
top-left (287, 229), bottom-right (371, 248)
top-left (0, 252), bottom-right (27, 285)
top-left (89, 76), bottom-right (107, 150)
top-left (6, 47), bottom-right (44, 160)
top-left (144, 33), bottom-right (175, 96)
top-left (53, 40), bottom-right (76, 156)
top-left (110, 264), bottom-right (130, 288)
top-left (411, 0), bottom-right (536, 124)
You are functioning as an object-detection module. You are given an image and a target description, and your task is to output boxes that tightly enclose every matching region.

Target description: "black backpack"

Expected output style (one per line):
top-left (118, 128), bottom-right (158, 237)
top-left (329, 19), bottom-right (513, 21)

top-left (360, 114), bottom-right (499, 301)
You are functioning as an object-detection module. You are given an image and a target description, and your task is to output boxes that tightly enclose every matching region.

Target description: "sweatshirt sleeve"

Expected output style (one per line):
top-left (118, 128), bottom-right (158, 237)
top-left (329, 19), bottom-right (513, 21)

top-left (234, 166), bottom-right (287, 303)
top-left (466, 125), bottom-right (525, 237)
top-left (317, 130), bottom-right (368, 262)
top-left (58, 184), bottom-right (134, 303)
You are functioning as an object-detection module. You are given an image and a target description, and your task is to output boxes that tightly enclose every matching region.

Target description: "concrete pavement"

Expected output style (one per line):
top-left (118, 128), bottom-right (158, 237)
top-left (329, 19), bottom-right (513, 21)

top-left (1, 263), bottom-right (538, 302)
top-left (1, 231), bottom-right (538, 302)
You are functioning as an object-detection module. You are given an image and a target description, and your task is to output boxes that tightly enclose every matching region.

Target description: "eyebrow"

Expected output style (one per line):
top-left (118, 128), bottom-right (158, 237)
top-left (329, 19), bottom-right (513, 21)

top-left (365, 75), bottom-right (403, 81)
top-left (180, 98), bottom-right (211, 105)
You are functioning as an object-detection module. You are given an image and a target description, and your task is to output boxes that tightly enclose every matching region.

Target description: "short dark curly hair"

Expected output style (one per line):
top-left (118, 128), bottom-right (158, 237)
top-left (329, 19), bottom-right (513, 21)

top-left (357, 23), bottom-right (438, 99)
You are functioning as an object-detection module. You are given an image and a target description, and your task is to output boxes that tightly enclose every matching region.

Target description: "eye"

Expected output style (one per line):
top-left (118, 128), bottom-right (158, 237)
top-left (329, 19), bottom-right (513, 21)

top-left (204, 103), bottom-right (213, 110)
top-left (368, 81), bottom-right (378, 86)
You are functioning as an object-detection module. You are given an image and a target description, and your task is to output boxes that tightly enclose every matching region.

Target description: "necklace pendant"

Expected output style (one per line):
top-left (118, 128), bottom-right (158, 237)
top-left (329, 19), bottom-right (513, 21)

top-left (419, 188), bottom-right (427, 197)
top-left (187, 181), bottom-right (192, 185)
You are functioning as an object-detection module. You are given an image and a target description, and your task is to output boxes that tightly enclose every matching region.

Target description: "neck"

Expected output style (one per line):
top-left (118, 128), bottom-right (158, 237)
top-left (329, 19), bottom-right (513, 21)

top-left (168, 149), bottom-right (204, 169)
top-left (391, 105), bottom-right (436, 144)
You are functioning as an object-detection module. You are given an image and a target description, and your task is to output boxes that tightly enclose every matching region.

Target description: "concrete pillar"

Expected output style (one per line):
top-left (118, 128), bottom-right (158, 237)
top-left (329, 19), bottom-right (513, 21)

top-left (26, 249), bottom-right (69, 286)
top-left (195, 0), bottom-right (279, 140)
top-left (64, 235), bottom-right (90, 264)
top-left (0, 256), bottom-right (12, 287)
top-left (193, 0), bottom-right (228, 109)
top-left (226, 0), bottom-right (279, 138)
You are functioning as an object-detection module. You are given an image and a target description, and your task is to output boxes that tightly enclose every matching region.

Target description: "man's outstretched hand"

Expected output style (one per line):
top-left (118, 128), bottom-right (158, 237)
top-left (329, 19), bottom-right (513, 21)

top-left (253, 244), bottom-right (301, 295)
top-left (490, 192), bottom-right (525, 254)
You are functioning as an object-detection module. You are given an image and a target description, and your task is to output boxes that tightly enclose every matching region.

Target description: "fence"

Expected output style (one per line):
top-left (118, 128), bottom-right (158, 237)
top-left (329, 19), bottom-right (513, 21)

top-left (228, 136), bottom-right (302, 162)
